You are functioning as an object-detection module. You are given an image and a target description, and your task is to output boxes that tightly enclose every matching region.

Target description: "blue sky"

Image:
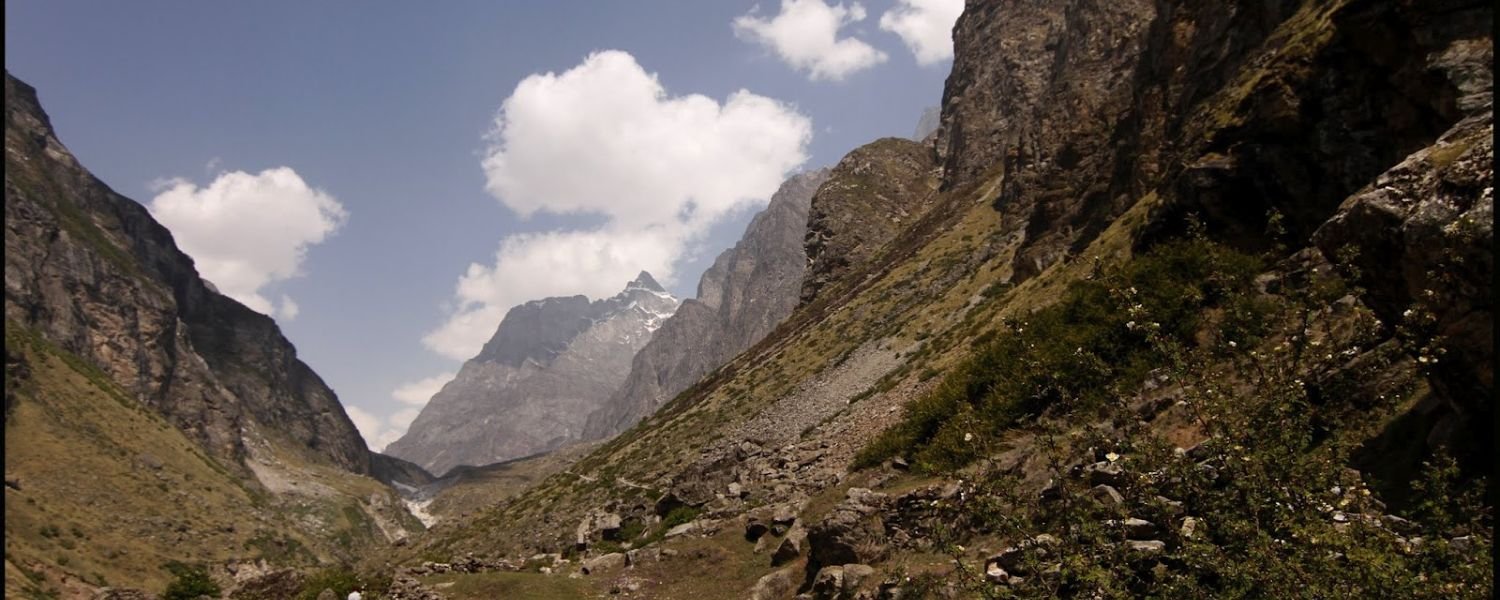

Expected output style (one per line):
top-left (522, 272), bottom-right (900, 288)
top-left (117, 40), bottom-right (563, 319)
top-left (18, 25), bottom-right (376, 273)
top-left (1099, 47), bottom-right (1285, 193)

top-left (6, 1), bottom-right (957, 450)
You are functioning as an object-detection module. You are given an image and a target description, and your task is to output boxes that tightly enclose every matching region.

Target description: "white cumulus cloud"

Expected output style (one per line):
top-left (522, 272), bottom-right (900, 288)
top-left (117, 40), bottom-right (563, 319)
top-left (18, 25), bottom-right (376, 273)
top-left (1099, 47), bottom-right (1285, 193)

top-left (391, 372), bottom-right (456, 406)
top-left (148, 167), bottom-right (346, 320)
top-left (345, 405), bottom-right (404, 452)
top-left (422, 50), bottom-right (811, 360)
top-left (347, 403), bottom-right (427, 452)
top-left (733, 0), bottom-right (888, 81)
top-left (879, 0), bottom-right (964, 65)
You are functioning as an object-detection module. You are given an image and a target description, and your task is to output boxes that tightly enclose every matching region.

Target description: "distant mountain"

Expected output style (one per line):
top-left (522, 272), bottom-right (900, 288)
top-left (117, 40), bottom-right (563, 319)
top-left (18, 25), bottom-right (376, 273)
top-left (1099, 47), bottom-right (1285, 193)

top-left (912, 106), bottom-right (941, 141)
top-left (582, 169), bottom-right (831, 441)
top-left (386, 273), bottom-right (678, 475)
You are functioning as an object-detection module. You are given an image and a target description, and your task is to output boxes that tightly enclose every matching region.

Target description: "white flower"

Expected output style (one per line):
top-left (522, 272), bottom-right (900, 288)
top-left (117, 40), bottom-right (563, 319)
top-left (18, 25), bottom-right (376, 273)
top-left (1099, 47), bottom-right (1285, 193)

top-left (1105, 452), bottom-right (1120, 462)
top-left (964, 432), bottom-right (974, 442)
top-left (1228, 341), bottom-right (1238, 348)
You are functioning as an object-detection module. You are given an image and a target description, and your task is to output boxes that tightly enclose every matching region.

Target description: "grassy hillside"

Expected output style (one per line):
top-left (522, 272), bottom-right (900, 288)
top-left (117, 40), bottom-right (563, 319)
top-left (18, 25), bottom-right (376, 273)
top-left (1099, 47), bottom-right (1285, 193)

top-left (3, 323), bottom-right (420, 598)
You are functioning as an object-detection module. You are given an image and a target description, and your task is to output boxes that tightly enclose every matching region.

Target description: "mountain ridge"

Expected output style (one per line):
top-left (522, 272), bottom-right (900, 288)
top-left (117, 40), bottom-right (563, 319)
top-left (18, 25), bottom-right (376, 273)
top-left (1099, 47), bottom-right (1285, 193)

top-left (385, 274), bottom-right (679, 476)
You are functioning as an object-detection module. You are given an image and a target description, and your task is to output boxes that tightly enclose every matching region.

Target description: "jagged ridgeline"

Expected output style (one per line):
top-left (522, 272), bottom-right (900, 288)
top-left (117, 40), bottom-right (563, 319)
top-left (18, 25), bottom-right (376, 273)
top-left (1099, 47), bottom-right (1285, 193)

top-left (379, 0), bottom-right (1492, 598)
top-left (6, 0), bottom-right (1495, 596)
top-left (385, 273), bottom-right (681, 477)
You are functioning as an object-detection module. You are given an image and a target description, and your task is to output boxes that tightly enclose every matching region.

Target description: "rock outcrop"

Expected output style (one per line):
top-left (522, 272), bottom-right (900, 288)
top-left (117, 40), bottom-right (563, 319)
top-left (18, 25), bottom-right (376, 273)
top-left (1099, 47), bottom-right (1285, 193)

top-left (1315, 96), bottom-right (1493, 467)
top-left (386, 273), bottom-right (677, 475)
top-left (3, 71), bottom-right (369, 474)
top-left (934, 0), bottom-right (1488, 281)
top-left (582, 169), bottom-right (829, 441)
top-left (800, 138), bottom-right (938, 304)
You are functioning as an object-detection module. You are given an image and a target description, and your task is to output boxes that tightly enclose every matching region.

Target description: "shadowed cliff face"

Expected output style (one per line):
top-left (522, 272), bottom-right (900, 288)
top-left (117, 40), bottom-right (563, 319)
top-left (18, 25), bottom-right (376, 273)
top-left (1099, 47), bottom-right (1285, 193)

top-left (582, 169), bottom-right (831, 442)
top-left (936, 0), bottom-right (1487, 280)
top-left (3, 72), bottom-right (369, 475)
top-left (386, 273), bottom-right (678, 476)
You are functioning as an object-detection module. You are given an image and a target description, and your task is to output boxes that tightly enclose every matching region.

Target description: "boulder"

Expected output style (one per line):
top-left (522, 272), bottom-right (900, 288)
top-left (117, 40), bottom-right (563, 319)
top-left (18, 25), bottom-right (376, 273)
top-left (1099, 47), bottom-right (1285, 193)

top-left (580, 552), bottom-right (627, 575)
top-left (772, 523), bottom-right (808, 566)
top-left (626, 547), bottom-right (661, 566)
top-left (807, 490), bottom-right (890, 573)
top-left (1180, 516), bottom-right (1200, 539)
top-left (1108, 517), bottom-right (1157, 539)
top-left (597, 513), bottom-right (624, 541)
top-left (1126, 540), bottom-right (1166, 554)
top-left (842, 563), bottom-right (876, 592)
top-left (1090, 484), bottom-right (1123, 505)
top-left (665, 521), bottom-right (698, 538)
top-left (984, 560), bottom-right (1010, 585)
top-left (992, 534), bottom-right (1060, 575)
top-left (751, 567), bottom-right (796, 600)
top-left (812, 566), bottom-right (845, 599)
top-left (746, 507), bottom-right (774, 541)
top-left (772, 505), bottom-right (799, 536)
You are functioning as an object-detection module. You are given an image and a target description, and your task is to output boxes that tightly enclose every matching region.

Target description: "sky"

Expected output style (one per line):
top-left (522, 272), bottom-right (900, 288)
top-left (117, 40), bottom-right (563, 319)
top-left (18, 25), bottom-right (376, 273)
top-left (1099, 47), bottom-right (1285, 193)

top-left (5, 0), bottom-right (961, 451)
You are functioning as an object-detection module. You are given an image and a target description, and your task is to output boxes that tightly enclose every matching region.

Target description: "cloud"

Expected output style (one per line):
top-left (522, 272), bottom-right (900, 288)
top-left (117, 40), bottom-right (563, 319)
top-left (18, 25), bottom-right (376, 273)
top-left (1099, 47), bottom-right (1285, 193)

top-left (346, 404), bottom-right (425, 452)
top-left (345, 405), bottom-right (402, 451)
top-left (148, 167), bottom-right (346, 319)
top-left (391, 372), bottom-right (456, 406)
top-left (733, 0), bottom-right (888, 81)
top-left (879, 0), bottom-right (963, 65)
top-left (422, 50), bottom-right (811, 360)
top-left (389, 407), bottom-right (422, 431)
top-left (277, 295), bottom-right (300, 320)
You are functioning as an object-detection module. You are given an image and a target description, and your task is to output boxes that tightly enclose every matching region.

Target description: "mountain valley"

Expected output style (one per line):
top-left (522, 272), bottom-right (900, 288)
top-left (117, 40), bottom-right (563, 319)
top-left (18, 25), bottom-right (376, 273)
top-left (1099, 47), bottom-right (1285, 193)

top-left (4, 0), bottom-right (1494, 598)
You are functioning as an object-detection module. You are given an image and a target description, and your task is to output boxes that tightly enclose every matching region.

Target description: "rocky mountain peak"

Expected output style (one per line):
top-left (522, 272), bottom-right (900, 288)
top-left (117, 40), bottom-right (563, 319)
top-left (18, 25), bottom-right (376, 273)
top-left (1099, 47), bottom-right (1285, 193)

top-left (582, 167), bottom-right (831, 441)
top-left (386, 278), bottom-right (679, 475)
top-left (626, 270), bottom-right (666, 294)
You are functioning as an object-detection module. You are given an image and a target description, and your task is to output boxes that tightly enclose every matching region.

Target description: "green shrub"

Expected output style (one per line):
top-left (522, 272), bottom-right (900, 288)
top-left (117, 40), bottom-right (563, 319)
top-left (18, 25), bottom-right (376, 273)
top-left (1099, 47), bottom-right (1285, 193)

top-left (894, 252), bottom-right (1492, 598)
top-left (294, 566), bottom-right (389, 600)
top-left (855, 238), bottom-right (1266, 471)
top-left (161, 562), bottom-right (220, 600)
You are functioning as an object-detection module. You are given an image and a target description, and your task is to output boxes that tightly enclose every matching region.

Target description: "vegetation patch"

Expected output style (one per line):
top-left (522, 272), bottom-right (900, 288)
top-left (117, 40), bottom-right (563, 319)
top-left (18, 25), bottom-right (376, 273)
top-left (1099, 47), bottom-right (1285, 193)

top-left (856, 237), bottom-right (1266, 471)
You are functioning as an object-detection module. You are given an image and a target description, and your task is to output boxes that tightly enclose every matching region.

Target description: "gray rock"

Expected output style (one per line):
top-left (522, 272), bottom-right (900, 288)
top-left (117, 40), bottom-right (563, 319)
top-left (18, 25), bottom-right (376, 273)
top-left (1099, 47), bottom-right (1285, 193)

top-left (1090, 484), bottom-right (1123, 505)
top-left (1109, 517), bottom-right (1157, 539)
top-left (580, 552), bottom-right (627, 575)
top-left (992, 534), bottom-right (1060, 575)
top-left (1126, 540), bottom-right (1166, 554)
top-left (801, 140), bottom-right (938, 304)
top-left (842, 563), bottom-right (876, 592)
top-left (751, 568), bottom-right (796, 600)
top-left (1179, 516), bottom-right (1200, 539)
top-left (812, 566), bottom-right (845, 599)
top-left (597, 513), bottom-right (624, 541)
top-left (984, 560), bottom-right (1010, 585)
top-left (772, 523), bottom-right (807, 566)
top-left (772, 505), bottom-right (799, 536)
top-left (746, 508), bottom-right (773, 542)
top-left (583, 169), bottom-right (830, 440)
top-left (386, 273), bottom-right (679, 475)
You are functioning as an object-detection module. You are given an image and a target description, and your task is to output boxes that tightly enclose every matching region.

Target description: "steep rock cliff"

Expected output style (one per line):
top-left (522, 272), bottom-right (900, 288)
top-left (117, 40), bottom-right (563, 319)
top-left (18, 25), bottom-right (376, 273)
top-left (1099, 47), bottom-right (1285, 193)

top-left (800, 138), bottom-right (939, 304)
top-left (581, 170), bottom-right (830, 441)
top-left (3, 72), bottom-right (368, 474)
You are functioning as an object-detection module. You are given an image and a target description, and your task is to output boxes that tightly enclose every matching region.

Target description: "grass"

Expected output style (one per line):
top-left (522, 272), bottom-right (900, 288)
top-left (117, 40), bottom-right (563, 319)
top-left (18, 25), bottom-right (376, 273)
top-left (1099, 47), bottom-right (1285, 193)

top-left (855, 238), bottom-right (1266, 471)
top-left (4, 320), bottom-right (414, 594)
